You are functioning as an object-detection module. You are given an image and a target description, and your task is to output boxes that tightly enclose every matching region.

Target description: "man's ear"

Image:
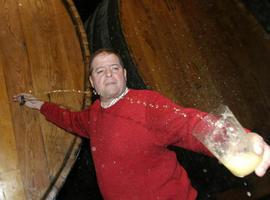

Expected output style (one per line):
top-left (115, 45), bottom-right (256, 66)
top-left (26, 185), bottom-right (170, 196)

top-left (124, 69), bottom-right (127, 82)
top-left (89, 76), bottom-right (94, 88)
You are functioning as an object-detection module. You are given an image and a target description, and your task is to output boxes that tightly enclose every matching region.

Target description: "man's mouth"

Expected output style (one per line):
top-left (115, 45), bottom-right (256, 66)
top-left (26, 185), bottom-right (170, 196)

top-left (105, 82), bottom-right (116, 86)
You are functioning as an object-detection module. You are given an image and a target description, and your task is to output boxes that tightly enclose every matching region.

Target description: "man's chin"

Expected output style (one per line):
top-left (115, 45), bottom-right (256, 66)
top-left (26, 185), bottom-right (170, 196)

top-left (101, 90), bottom-right (120, 99)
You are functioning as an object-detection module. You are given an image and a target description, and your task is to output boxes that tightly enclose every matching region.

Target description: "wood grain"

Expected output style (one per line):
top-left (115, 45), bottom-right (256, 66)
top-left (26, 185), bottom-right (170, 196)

top-left (120, 0), bottom-right (270, 135)
top-left (0, 0), bottom-right (88, 199)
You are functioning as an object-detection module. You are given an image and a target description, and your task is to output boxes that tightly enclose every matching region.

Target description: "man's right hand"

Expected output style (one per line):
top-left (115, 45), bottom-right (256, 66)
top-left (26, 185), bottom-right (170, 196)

top-left (13, 93), bottom-right (44, 110)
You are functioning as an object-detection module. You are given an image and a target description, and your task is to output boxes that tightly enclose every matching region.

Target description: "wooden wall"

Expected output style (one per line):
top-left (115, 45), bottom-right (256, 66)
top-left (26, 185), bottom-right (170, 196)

top-left (0, 0), bottom-right (89, 199)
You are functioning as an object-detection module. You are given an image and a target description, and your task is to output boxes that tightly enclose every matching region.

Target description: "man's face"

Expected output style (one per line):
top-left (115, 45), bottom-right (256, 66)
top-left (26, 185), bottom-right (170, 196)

top-left (89, 53), bottom-right (127, 101)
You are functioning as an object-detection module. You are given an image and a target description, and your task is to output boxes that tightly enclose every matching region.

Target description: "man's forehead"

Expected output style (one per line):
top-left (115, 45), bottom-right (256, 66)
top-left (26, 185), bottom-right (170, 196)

top-left (94, 63), bottom-right (120, 69)
top-left (92, 53), bottom-right (121, 67)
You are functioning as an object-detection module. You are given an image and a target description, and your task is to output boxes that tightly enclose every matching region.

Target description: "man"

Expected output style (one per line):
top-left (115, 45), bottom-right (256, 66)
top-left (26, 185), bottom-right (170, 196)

top-left (14, 49), bottom-right (270, 200)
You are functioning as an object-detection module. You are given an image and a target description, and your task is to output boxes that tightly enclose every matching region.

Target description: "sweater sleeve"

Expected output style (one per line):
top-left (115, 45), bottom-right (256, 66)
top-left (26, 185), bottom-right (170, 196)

top-left (40, 102), bottom-right (90, 138)
top-left (146, 91), bottom-right (212, 156)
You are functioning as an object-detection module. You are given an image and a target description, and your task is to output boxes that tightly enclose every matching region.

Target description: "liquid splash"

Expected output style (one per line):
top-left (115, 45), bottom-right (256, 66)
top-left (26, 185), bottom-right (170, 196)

top-left (32, 89), bottom-right (91, 97)
top-left (19, 89), bottom-right (91, 106)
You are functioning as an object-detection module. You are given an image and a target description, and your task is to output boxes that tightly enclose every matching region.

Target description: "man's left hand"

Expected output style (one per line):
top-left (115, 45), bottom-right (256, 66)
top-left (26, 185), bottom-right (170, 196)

top-left (251, 132), bottom-right (270, 177)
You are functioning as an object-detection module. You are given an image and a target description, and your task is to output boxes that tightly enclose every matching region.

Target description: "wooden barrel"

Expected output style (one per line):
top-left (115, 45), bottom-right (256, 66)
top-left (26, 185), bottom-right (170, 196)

top-left (121, 0), bottom-right (270, 136)
top-left (88, 0), bottom-right (270, 199)
top-left (0, 0), bottom-right (90, 199)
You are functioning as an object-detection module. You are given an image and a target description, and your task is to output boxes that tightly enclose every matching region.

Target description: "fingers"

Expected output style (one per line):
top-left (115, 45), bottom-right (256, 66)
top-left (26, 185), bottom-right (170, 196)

top-left (12, 93), bottom-right (42, 109)
top-left (13, 93), bottom-right (34, 102)
top-left (248, 133), bottom-right (270, 177)
top-left (250, 133), bottom-right (264, 155)
top-left (13, 94), bottom-right (44, 110)
top-left (255, 142), bottom-right (270, 177)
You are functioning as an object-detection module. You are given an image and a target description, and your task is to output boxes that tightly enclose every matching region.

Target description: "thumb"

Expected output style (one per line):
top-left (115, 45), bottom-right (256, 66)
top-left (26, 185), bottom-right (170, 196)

top-left (251, 133), bottom-right (264, 155)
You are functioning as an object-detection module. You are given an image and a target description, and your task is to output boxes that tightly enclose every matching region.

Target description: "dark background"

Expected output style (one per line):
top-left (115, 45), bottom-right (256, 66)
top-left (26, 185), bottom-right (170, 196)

top-left (56, 1), bottom-right (270, 199)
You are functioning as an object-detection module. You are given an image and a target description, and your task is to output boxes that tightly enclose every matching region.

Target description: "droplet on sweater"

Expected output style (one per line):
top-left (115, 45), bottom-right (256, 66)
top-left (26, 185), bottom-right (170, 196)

top-left (91, 146), bottom-right (96, 151)
top-left (180, 113), bottom-right (187, 117)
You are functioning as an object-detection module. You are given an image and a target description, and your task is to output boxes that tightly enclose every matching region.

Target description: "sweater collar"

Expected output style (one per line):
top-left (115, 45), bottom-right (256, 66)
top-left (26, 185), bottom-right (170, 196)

top-left (101, 87), bottom-right (129, 109)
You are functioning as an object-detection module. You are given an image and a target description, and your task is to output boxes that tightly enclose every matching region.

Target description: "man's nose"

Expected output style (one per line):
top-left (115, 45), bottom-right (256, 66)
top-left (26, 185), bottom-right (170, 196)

top-left (105, 68), bottom-right (112, 77)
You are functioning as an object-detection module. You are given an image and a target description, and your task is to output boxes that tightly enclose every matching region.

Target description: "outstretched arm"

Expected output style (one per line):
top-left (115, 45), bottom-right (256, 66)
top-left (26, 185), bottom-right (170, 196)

top-left (13, 93), bottom-right (90, 138)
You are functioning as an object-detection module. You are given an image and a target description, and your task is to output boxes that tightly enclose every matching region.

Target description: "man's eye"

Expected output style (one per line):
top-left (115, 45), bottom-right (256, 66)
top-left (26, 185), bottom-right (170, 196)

top-left (112, 66), bottom-right (120, 70)
top-left (96, 70), bottom-right (104, 74)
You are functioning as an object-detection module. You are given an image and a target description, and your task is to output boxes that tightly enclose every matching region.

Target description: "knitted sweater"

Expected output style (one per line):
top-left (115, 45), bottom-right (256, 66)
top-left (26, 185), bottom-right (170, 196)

top-left (40, 89), bottom-right (210, 200)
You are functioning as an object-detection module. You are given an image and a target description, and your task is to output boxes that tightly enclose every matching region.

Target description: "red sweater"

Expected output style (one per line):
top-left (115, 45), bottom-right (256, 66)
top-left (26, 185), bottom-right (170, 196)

top-left (40, 89), bottom-right (210, 200)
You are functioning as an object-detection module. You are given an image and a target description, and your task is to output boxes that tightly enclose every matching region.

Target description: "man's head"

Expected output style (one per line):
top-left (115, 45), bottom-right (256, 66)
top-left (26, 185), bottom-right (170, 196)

top-left (89, 49), bottom-right (127, 102)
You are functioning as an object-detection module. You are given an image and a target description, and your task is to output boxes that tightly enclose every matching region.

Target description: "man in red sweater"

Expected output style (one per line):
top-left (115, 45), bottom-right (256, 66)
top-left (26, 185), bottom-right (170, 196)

top-left (14, 49), bottom-right (270, 199)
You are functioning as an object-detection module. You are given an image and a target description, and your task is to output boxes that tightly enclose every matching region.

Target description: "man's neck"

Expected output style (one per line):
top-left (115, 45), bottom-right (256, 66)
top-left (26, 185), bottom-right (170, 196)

top-left (101, 87), bottom-right (129, 108)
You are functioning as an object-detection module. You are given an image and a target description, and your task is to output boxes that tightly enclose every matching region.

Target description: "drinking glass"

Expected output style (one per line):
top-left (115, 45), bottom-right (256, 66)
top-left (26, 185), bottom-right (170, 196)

top-left (193, 105), bottom-right (262, 177)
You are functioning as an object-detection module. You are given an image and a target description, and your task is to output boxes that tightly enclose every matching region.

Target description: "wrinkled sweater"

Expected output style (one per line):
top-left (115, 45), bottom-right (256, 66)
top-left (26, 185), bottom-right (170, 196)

top-left (40, 89), bottom-right (210, 200)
